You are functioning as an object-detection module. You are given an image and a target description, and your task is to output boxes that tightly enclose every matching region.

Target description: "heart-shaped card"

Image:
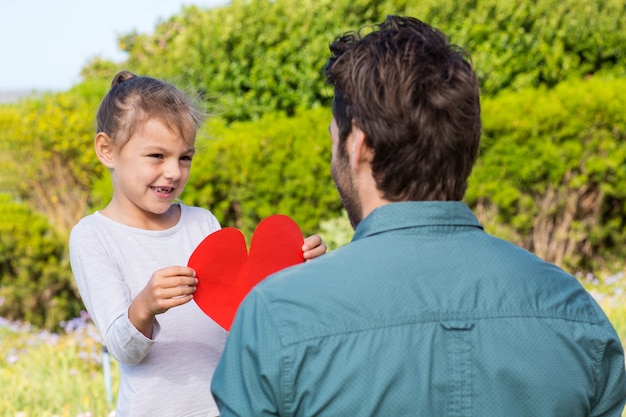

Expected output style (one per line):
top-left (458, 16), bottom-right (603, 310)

top-left (188, 214), bottom-right (304, 331)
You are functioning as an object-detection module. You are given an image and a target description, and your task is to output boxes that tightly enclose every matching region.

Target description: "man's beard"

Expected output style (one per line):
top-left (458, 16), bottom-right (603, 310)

top-left (332, 154), bottom-right (362, 230)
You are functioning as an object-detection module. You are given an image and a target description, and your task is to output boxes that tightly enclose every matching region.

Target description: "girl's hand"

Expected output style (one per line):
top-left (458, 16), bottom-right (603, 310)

top-left (302, 235), bottom-right (327, 262)
top-left (129, 266), bottom-right (197, 338)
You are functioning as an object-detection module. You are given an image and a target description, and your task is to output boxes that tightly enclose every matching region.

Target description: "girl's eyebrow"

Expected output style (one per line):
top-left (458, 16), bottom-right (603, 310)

top-left (142, 145), bottom-right (196, 154)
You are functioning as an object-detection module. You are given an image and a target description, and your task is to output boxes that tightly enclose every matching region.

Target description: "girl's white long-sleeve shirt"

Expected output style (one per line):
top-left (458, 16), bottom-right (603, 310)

top-left (69, 203), bottom-right (227, 417)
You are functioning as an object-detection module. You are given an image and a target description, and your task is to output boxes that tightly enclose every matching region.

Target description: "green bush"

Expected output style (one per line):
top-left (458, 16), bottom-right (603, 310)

top-left (319, 211), bottom-right (353, 251)
top-left (109, 0), bottom-right (626, 123)
top-left (402, 0), bottom-right (626, 96)
top-left (0, 194), bottom-right (81, 330)
top-left (184, 107), bottom-right (343, 238)
top-left (0, 83), bottom-right (107, 330)
top-left (466, 76), bottom-right (626, 271)
top-left (0, 104), bottom-right (20, 192)
top-left (1, 81), bottom-right (107, 233)
top-left (2, 0), bottom-right (625, 328)
top-left (120, 0), bottom-right (393, 122)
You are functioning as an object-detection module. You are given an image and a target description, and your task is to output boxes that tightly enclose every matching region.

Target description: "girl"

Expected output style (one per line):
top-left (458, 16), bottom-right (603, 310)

top-left (69, 71), bottom-right (326, 416)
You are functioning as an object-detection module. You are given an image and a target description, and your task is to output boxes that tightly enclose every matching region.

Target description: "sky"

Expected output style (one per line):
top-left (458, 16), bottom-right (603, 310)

top-left (0, 0), bottom-right (228, 92)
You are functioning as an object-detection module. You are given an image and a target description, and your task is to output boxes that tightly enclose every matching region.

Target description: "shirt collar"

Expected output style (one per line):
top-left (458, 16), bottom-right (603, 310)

top-left (352, 201), bottom-right (483, 241)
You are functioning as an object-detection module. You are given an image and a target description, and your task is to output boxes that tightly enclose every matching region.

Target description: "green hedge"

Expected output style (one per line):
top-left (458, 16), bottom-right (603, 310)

top-left (1, 81), bottom-right (107, 233)
top-left (103, 0), bottom-right (626, 122)
top-left (466, 76), bottom-right (626, 271)
top-left (1, 0), bottom-right (625, 327)
top-left (0, 193), bottom-right (81, 330)
top-left (402, 0), bottom-right (626, 95)
top-left (184, 107), bottom-right (343, 238)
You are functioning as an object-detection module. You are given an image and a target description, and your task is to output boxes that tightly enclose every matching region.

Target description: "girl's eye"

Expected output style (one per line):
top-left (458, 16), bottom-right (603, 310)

top-left (148, 154), bottom-right (164, 159)
top-left (181, 155), bottom-right (193, 162)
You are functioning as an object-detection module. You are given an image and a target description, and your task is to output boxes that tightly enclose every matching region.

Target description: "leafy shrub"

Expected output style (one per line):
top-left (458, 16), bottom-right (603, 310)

top-left (466, 76), bottom-right (626, 271)
top-left (1, 81), bottom-right (107, 233)
top-left (2, 0), bottom-right (625, 329)
top-left (120, 0), bottom-right (380, 122)
top-left (319, 211), bottom-right (353, 251)
top-left (184, 107), bottom-right (343, 238)
top-left (402, 0), bottom-right (626, 95)
top-left (0, 194), bottom-right (81, 330)
top-left (111, 0), bottom-right (626, 122)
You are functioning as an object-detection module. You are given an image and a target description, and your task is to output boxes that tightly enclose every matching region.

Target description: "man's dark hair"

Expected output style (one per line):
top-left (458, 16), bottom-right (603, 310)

top-left (324, 15), bottom-right (481, 201)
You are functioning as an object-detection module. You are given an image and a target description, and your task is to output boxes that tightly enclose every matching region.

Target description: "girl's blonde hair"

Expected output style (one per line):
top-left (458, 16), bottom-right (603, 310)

top-left (96, 70), bottom-right (204, 147)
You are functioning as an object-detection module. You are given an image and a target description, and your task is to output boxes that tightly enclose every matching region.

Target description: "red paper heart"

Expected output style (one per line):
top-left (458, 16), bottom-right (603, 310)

top-left (188, 214), bottom-right (304, 331)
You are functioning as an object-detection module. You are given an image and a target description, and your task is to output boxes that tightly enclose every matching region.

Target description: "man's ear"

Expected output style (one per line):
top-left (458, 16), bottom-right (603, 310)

top-left (94, 132), bottom-right (115, 168)
top-left (349, 122), bottom-right (374, 170)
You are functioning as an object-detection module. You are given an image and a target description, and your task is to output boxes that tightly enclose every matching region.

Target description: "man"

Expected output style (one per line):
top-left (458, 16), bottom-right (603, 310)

top-left (211, 15), bottom-right (626, 416)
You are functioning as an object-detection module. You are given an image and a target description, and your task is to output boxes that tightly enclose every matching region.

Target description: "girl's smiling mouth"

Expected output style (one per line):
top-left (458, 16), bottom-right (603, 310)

top-left (152, 186), bottom-right (174, 194)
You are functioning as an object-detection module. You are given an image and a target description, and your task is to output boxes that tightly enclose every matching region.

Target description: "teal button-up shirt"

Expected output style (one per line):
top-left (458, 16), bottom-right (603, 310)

top-left (212, 202), bottom-right (626, 416)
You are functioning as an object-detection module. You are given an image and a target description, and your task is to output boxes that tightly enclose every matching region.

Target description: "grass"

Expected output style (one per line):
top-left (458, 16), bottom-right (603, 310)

top-left (0, 312), bottom-right (118, 417)
top-left (0, 276), bottom-right (624, 417)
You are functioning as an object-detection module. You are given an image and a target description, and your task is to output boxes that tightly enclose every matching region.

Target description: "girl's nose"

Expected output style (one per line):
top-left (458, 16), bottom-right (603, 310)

top-left (163, 160), bottom-right (182, 180)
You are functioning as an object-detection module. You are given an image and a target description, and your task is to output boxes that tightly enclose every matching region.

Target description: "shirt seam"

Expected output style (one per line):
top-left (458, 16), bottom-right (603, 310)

top-left (279, 312), bottom-right (607, 346)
